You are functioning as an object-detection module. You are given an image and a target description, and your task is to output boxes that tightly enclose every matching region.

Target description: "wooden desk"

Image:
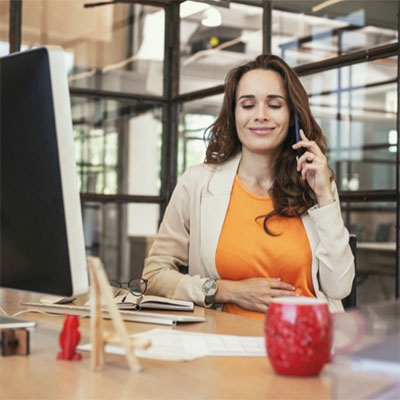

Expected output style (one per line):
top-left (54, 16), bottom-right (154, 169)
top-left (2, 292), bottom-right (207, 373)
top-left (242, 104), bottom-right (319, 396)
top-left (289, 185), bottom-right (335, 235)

top-left (357, 242), bottom-right (396, 276)
top-left (0, 289), bottom-right (331, 400)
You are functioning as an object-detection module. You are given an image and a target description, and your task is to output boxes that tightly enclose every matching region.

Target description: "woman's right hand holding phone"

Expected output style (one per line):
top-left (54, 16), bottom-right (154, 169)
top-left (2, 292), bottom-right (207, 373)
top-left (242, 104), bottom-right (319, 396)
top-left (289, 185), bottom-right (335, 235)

top-left (292, 128), bottom-right (334, 207)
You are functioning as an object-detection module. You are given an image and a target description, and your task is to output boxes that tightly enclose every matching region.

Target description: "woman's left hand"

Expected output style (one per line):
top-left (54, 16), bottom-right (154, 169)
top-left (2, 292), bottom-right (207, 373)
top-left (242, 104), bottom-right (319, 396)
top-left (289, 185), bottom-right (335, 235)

top-left (292, 129), bottom-right (334, 207)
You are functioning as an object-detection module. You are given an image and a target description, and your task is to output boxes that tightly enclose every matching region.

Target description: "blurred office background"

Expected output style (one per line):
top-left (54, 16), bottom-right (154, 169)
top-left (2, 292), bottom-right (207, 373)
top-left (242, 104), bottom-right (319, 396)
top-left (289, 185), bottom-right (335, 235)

top-left (1, 0), bottom-right (398, 306)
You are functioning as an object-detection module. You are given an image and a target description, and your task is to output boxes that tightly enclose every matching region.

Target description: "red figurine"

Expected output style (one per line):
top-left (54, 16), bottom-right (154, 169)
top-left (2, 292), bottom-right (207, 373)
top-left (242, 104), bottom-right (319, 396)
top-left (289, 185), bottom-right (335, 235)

top-left (57, 314), bottom-right (82, 361)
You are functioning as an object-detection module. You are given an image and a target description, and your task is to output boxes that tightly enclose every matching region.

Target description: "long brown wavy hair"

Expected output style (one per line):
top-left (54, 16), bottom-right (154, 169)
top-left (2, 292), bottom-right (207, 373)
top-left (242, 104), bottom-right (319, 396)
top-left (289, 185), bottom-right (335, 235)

top-left (205, 53), bottom-right (332, 235)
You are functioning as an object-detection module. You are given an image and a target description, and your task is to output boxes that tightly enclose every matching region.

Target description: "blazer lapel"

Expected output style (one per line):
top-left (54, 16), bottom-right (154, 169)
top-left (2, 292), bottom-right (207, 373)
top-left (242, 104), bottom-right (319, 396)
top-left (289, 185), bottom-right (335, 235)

top-left (200, 153), bottom-right (241, 278)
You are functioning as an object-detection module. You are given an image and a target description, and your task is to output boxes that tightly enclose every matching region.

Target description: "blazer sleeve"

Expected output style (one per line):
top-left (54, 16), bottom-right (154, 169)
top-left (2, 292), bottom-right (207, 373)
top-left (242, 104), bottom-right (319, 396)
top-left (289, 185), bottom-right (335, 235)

top-left (142, 167), bottom-right (208, 305)
top-left (307, 182), bottom-right (355, 300)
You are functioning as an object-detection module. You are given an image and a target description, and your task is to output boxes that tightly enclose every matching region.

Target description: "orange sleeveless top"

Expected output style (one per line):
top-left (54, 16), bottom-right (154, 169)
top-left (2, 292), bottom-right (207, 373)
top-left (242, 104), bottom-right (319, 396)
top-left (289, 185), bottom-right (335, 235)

top-left (215, 175), bottom-right (315, 320)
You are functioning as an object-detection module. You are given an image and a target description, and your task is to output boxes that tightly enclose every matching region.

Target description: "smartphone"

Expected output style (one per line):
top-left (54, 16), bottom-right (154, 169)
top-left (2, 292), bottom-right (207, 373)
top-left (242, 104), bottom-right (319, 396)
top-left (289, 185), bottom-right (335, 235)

top-left (294, 109), bottom-right (305, 157)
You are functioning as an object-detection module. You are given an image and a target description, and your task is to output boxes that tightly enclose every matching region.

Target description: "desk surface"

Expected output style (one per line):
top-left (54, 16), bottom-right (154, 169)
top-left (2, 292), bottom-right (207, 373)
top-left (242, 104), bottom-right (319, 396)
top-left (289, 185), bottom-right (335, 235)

top-left (0, 289), bottom-right (331, 400)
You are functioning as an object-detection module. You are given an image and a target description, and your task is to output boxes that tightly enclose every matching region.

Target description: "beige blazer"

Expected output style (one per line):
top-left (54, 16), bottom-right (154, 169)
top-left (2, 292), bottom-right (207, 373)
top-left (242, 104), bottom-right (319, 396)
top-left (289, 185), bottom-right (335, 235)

top-left (143, 153), bottom-right (355, 313)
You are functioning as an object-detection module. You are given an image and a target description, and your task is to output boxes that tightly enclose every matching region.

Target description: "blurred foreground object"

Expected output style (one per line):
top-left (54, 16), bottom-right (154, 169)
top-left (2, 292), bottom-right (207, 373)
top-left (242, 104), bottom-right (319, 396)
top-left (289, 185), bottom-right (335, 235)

top-left (57, 314), bottom-right (82, 361)
top-left (1, 329), bottom-right (30, 356)
top-left (332, 300), bottom-right (400, 399)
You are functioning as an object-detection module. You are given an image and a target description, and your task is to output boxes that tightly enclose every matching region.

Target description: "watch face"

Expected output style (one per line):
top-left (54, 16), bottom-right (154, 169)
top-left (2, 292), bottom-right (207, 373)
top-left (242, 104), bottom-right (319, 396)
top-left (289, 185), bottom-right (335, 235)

top-left (204, 279), bottom-right (217, 296)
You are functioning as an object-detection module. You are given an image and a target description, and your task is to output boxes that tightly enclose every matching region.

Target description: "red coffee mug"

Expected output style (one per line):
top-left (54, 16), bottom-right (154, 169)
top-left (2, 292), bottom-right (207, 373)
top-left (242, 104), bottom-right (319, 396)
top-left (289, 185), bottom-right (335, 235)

top-left (265, 297), bottom-right (332, 377)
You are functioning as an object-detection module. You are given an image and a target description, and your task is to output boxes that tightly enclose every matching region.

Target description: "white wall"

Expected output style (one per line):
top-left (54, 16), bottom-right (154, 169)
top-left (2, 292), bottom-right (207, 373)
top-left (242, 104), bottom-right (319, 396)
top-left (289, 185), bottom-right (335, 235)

top-left (127, 113), bottom-right (160, 237)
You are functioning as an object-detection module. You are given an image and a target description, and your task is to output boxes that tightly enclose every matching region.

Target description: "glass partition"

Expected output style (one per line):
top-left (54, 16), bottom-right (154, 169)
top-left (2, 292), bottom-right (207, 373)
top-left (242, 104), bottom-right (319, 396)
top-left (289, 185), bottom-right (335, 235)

top-left (180, 1), bottom-right (262, 93)
top-left (179, 0), bottom-right (398, 90)
top-left (300, 57), bottom-right (397, 95)
top-left (342, 202), bottom-right (396, 305)
top-left (82, 202), bottom-right (122, 279)
top-left (3, 0), bottom-right (398, 300)
top-left (21, 1), bottom-right (164, 95)
top-left (300, 58), bottom-right (397, 191)
top-left (178, 93), bottom-right (223, 177)
top-left (71, 96), bottom-right (163, 196)
top-left (83, 198), bottom-right (158, 281)
top-left (273, 1), bottom-right (398, 67)
top-left (343, 203), bottom-right (396, 243)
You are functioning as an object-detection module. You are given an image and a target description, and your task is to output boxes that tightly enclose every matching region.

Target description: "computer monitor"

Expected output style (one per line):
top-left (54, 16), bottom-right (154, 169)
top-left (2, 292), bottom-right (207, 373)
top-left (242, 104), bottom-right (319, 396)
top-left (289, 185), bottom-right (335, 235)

top-left (0, 46), bottom-right (89, 297)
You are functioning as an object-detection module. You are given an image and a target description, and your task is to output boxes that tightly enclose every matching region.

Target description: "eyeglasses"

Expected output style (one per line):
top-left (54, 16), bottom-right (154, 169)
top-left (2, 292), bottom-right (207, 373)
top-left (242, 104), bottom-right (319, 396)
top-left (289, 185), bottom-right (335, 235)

top-left (109, 278), bottom-right (148, 298)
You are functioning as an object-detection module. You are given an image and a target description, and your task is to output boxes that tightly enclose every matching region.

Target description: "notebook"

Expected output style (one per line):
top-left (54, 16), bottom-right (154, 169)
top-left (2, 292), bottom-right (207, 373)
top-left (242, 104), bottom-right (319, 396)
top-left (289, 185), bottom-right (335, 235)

top-left (111, 293), bottom-right (194, 311)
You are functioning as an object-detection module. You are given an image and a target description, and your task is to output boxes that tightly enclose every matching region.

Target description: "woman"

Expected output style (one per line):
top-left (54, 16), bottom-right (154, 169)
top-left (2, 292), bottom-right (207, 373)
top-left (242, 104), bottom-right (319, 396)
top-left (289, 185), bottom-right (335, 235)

top-left (143, 53), bottom-right (354, 319)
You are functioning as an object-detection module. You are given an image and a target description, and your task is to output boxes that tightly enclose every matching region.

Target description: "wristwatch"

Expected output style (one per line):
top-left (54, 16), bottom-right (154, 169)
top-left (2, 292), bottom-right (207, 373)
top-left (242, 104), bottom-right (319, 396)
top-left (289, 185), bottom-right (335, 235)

top-left (202, 279), bottom-right (218, 307)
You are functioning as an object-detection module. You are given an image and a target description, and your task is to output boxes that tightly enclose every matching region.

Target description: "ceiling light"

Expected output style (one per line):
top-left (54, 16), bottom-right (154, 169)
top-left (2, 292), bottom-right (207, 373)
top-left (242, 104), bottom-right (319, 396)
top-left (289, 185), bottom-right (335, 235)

top-left (180, 1), bottom-right (210, 19)
top-left (201, 7), bottom-right (222, 27)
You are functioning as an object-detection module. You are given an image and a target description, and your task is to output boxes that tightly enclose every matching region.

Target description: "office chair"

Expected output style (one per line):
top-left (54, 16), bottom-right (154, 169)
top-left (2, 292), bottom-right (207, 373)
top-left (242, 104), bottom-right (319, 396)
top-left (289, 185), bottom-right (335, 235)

top-left (348, 223), bottom-right (363, 242)
top-left (342, 234), bottom-right (357, 309)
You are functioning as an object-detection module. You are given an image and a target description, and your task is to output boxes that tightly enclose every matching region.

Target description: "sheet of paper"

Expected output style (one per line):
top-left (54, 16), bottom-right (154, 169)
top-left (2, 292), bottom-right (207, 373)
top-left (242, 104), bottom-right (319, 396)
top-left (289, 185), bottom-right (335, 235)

top-left (196, 332), bottom-right (266, 356)
top-left (78, 328), bottom-right (266, 361)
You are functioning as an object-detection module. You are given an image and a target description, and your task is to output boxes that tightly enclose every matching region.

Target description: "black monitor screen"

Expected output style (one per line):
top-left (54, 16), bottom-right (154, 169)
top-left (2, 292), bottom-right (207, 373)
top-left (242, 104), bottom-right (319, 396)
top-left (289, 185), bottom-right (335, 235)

top-left (1, 48), bottom-right (87, 296)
